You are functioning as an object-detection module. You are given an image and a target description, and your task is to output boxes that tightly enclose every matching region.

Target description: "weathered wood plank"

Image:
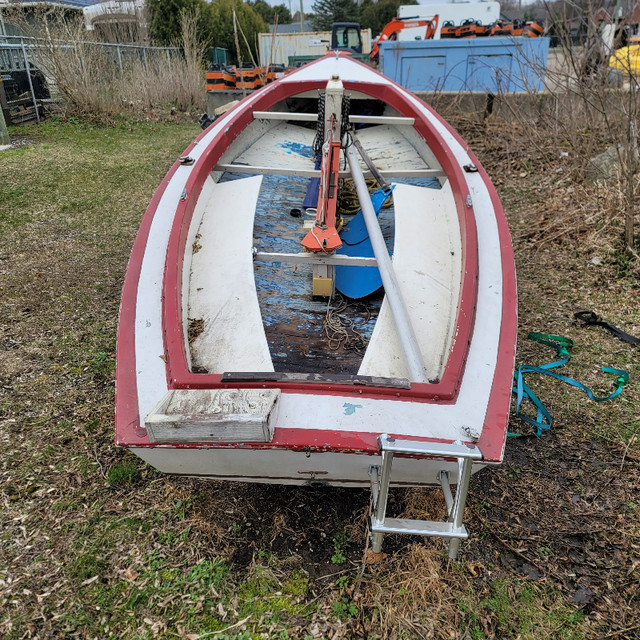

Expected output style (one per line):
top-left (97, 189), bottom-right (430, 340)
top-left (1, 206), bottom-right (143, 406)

top-left (145, 389), bottom-right (280, 443)
top-left (221, 371), bottom-right (411, 388)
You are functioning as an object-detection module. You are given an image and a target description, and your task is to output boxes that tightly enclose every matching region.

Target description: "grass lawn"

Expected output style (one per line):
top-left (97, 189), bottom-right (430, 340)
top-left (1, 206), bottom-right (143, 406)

top-left (1, 116), bottom-right (638, 639)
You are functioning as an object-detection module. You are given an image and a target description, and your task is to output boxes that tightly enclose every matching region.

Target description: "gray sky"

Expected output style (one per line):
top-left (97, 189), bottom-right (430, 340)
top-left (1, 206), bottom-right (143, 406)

top-left (267, 0), bottom-right (514, 19)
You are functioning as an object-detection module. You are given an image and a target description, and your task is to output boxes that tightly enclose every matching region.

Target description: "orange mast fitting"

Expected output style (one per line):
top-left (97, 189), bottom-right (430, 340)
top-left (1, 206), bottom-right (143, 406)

top-left (301, 74), bottom-right (344, 255)
top-left (301, 132), bottom-right (343, 253)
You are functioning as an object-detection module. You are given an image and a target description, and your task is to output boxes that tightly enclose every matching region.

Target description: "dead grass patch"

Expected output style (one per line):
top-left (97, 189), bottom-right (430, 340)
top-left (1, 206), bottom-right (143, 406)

top-left (1, 115), bottom-right (639, 639)
top-left (357, 544), bottom-right (464, 637)
top-left (6, 7), bottom-right (206, 118)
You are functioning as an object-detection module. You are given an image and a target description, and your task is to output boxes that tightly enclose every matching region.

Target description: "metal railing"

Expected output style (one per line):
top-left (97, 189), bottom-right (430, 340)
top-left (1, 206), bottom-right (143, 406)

top-left (0, 35), bottom-right (182, 123)
top-left (1, 34), bottom-right (181, 73)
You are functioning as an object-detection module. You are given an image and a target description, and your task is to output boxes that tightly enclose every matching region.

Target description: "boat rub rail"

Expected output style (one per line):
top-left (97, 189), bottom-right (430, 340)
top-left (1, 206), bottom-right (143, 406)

top-left (122, 428), bottom-right (485, 460)
top-left (160, 77), bottom-right (478, 409)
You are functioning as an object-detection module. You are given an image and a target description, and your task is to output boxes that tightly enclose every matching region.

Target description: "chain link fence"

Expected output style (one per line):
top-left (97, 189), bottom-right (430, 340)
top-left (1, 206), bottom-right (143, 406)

top-left (0, 35), bottom-right (182, 124)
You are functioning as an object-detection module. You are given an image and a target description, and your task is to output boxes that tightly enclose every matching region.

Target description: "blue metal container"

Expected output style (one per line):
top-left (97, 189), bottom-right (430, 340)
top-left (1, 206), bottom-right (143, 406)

top-left (379, 37), bottom-right (550, 93)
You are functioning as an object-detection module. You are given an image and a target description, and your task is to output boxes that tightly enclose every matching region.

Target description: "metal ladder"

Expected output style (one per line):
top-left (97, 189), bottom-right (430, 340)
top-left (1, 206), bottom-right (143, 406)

top-left (369, 434), bottom-right (483, 559)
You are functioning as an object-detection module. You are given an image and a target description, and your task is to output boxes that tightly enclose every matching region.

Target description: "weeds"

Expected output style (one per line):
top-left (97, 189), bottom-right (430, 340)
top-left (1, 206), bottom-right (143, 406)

top-left (460, 580), bottom-right (585, 640)
top-left (331, 528), bottom-right (350, 564)
top-left (5, 6), bottom-right (206, 117)
top-left (2, 58), bottom-right (640, 637)
top-left (106, 460), bottom-right (142, 486)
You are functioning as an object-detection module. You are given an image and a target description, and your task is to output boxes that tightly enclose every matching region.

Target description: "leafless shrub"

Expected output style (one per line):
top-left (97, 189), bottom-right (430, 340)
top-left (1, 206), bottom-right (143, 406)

top-left (431, 2), bottom-right (640, 254)
top-left (525, 4), bottom-right (638, 251)
top-left (8, 6), bottom-right (206, 116)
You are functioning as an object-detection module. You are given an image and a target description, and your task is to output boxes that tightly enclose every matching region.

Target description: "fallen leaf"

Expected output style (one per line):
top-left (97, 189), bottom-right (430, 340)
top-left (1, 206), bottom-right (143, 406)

top-left (571, 586), bottom-right (595, 605)
top-left (124, 566), bottom-right (139, 582)
top-left (365, 549), bottom-right (388, 564)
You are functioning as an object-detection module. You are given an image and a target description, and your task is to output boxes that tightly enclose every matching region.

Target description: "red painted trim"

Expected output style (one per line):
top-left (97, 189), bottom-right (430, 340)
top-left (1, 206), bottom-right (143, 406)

top-left (115, 144), bottom-right (196, 443)
top-left (116, 54), bottom-right (516, 464)
top-left (161, 71), bottom-right (478, 403)
top-left (475, 166), bottom-right (517, 462)
top-left (120, 423), bottom-right (471, 457)
top-left (115, 107), bottom-right (227, 443)
top-left (405, 97), bottom-right (517, 463)
top-left (365, 82), bottom-right (479, 400)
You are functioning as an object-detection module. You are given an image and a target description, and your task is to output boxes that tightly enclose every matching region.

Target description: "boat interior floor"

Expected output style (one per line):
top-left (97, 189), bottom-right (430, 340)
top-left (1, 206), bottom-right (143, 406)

top-left (187, 114), bottom-right (461, 384)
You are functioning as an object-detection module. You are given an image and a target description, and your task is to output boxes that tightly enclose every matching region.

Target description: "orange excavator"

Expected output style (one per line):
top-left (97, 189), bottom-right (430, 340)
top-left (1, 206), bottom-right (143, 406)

top-left (370, 15), bottom-right (439, 62)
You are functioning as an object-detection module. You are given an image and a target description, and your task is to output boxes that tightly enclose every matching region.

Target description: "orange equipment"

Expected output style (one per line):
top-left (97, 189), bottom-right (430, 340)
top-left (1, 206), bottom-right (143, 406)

top-left (206, 66), bottom-right (237, 91)
top-left (370, 15), bottom-right (439, 62)
top-left (457, 19), bottom-right (490, 38)
top-left (440, 20), bottom-right (458, 39)
top-left (491, 19), bottom-right (544, 37)
top-left (522, 21), bottom-right (544, 37)
top-left (441, 18), bottom-right (543, 40)
top-left (301, 117), bottom-right (342, 253)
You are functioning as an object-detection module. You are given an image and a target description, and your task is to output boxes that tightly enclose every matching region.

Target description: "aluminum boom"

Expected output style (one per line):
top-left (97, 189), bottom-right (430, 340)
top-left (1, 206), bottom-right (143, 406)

top-left (344, 142), bottom-right (428, 383)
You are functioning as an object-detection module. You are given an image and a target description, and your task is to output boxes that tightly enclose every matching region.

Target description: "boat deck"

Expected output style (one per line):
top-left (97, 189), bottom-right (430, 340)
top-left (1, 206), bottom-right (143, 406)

top-left (187, 116), bottom-right (459, 384)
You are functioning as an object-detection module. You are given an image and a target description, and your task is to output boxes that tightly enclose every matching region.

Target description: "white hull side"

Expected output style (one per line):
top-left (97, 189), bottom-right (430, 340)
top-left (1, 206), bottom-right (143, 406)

top-left (131, 445), bottom-right (488, 487)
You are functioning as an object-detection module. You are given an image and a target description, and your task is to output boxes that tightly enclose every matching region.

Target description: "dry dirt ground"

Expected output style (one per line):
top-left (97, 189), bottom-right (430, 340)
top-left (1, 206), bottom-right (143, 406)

top-left (0, 115), bottom-right (639, 639)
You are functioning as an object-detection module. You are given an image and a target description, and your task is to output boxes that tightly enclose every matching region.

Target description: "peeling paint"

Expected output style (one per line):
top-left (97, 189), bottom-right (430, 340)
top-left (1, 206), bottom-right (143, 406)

top-left (343, 403), bottom-right (363, 415)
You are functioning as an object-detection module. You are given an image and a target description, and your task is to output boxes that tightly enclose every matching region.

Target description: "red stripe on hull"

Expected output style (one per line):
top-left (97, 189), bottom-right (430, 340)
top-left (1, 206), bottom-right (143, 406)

top-left (161, 79), bottom-right (478, 400)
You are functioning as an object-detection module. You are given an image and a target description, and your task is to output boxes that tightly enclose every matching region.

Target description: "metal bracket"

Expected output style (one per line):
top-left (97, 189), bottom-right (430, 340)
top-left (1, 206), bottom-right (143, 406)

top-left (369, 433), bottom-right (482, 559)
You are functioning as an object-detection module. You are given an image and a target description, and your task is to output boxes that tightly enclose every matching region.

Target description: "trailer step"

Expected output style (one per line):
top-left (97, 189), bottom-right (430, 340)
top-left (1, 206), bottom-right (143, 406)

top-left (369, 434), bottom-right (482, 559)
top-left (371, 518), bottom-right (467, 539)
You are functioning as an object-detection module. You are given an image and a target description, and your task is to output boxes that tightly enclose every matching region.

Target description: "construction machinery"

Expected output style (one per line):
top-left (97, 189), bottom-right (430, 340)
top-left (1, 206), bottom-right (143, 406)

top-left (330, 22), bottom-right (365, 55)
top-left (370, 16), bottom-right (439, 62)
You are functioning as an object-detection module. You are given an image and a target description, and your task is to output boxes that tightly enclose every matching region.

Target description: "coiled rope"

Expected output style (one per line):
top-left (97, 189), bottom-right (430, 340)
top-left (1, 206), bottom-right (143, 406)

top-left (323, 293), bottom-right (370, 354)
top-left (338, 177), bottom-right (393, 216)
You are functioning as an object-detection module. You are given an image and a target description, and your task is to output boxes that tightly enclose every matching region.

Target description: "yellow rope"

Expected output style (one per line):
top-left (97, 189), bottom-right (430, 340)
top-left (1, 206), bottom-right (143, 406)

top-left (323, 294), bottom-right (371, 354)
top-left (337, 178), bottom-right (393, 217)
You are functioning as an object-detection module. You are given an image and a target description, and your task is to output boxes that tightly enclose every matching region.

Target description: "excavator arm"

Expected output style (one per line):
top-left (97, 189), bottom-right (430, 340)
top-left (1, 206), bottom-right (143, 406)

top-left (370, 15), bottom-right (439, 62)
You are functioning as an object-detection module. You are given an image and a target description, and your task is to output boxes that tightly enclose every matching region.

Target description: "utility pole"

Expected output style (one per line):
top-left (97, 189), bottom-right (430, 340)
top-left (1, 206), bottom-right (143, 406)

top-left (0, 108), bottom-right (10, 149)
top-left (0, 78), bottom-right (10, 149)
top-left (300, 0), bottom-right (305, 32)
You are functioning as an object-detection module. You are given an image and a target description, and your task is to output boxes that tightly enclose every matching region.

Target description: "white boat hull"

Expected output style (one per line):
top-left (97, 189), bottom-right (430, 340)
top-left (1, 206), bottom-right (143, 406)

top-left (116, 55), bottom-right (517, 486)
top-left (131, 444), bottom-right (489, 487)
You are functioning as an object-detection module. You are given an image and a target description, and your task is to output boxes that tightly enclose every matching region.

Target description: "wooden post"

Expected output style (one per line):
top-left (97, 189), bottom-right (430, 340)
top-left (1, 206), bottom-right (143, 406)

top-left (0, 109), bottom-right (10, 148)
top-left (232, 1), bottom-right (245, 97)
top-left (0, 78), bottom-right (10, 148)
top-left (20, 38), bottom-right (40, 123)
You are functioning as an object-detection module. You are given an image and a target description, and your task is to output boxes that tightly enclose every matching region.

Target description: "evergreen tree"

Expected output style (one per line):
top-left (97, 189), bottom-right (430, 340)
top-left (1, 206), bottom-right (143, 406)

top-left (273, 3), bottom-right (293, 24)
top-left (148, 0), bottom-right (209, 45)
top-left (360, 0), bottom-right (417, 37)
top-left (149, 0), bottom-right (267, 62)
top-left (248, 0), bottom-right (292, 25)
top-left (311, 0), bottom-right (360, 31)
top-left (205, 0), bottom-right (268, 64)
